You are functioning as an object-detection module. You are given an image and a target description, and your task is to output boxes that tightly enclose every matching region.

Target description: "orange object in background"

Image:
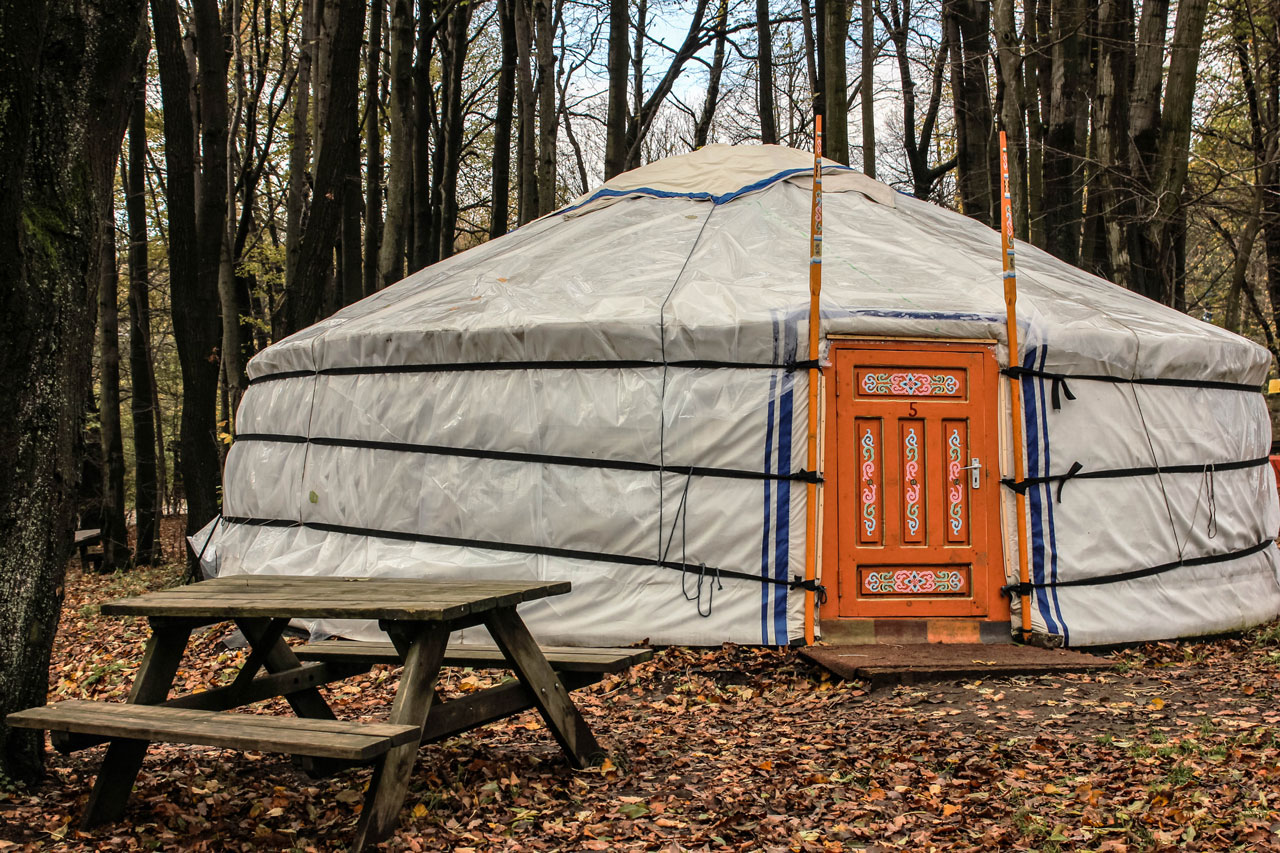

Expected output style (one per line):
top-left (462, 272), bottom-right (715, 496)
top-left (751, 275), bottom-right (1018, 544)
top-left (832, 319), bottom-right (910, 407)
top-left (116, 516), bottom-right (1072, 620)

top-left (1270, 455), bottom-right (1280, 491)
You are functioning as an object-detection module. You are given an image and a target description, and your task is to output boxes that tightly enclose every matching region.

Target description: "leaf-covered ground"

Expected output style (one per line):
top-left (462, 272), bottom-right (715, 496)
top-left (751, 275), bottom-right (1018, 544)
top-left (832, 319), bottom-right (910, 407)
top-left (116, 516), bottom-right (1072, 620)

top-left (4, 561), bottom-right (1280, 852)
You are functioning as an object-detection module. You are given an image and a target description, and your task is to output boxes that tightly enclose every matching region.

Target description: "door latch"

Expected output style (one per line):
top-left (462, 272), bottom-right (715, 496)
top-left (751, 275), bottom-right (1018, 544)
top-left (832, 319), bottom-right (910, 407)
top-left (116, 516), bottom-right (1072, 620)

top-left (957, 457), bottom-right (981, 489)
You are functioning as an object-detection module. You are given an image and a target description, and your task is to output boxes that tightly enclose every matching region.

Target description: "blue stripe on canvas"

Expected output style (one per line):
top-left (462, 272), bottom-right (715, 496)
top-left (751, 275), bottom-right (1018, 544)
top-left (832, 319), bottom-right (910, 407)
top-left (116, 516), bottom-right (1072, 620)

top-left (1021, 348), bottom-right (1060, 636)
top-left (1037, 345), bottom-right (1069, 644)
top-left (774, 376), bottom-right (794, 645)
top-left (761, 377), bottom-right (778, 645)
top-left (760, 316), bottom-right (781, 645)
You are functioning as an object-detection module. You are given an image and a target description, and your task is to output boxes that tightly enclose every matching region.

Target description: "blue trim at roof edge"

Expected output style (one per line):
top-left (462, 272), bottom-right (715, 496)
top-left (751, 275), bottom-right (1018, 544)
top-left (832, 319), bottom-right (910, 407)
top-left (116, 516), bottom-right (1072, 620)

top-left (556, 165), bottom-right (855, 217)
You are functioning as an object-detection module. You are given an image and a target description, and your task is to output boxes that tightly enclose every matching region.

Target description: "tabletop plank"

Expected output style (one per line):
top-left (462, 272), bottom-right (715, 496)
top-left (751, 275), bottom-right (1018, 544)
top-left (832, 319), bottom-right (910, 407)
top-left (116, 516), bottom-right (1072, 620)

top-left (99, 577), bottom-right (571, 621)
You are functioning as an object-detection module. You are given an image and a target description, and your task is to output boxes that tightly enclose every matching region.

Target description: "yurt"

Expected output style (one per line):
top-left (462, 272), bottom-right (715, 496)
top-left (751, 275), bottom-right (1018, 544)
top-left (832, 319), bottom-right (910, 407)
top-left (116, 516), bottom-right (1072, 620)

top-left (198, 144), bottom-right (1280, 648)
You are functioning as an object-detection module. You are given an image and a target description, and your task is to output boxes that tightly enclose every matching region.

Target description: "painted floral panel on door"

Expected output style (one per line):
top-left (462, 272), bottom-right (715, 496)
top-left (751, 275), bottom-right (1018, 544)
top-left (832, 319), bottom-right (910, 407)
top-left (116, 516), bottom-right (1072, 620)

top-left (856, 368), bottom-right (966, 399)
top-left (944, 419), bottom-right (970, 545)
top-left (899, 420), bottom-right (925, 544)
top-left (856, 418), bottom-right (883, 546)
top-left (860, 566), bottom-right (971, 596)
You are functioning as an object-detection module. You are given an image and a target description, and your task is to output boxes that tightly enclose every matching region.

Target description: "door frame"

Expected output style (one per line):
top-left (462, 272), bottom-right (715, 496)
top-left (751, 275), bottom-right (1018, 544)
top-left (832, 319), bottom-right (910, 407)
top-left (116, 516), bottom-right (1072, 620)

top-left (818, 337), bottom-right (1011, 625)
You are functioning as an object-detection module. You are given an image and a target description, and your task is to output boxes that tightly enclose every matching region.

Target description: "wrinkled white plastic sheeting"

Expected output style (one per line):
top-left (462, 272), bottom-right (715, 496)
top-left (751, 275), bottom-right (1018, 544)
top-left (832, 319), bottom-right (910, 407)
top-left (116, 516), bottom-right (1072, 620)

top-left (205, 144), bottom-right (1280, 648)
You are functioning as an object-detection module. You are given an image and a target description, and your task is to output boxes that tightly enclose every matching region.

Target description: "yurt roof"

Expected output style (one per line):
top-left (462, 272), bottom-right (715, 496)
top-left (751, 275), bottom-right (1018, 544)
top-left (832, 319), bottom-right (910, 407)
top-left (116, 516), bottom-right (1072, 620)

top-left (250, 144), bottom-right (1270, 386)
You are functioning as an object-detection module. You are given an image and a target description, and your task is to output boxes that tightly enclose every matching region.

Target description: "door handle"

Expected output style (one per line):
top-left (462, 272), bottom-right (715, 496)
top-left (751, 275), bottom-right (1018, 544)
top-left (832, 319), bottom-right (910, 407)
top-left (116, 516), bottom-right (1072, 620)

top-left (957, 458), bottom-right (981, 489)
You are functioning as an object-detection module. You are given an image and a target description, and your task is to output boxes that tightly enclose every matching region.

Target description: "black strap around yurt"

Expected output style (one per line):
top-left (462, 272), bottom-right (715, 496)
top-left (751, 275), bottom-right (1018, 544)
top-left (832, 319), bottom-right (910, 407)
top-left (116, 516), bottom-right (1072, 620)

top-left (1002, 366), bottom-right (1262, 410)
top-left (1002, 539), bottom-right (1274, 595)
top-left (219, 514), bottom-right (825, 596)
top-left (233, 433), bottom-right (822, 485)
top-left (1002, 456), bottom-right (1271, 503)
top-left (248, 358), bottom-right (823, 386)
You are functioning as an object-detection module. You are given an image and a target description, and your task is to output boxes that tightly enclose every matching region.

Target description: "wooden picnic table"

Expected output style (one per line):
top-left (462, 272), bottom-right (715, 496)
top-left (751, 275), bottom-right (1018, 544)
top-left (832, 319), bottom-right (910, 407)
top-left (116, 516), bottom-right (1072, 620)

top-left (8, 575), bottom-right (641, 850)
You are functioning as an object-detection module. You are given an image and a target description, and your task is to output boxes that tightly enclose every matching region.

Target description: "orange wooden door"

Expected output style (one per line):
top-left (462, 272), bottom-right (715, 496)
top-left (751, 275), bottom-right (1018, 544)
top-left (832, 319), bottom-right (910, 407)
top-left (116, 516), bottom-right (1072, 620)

top-left (830, 342), bottom-right (1005, 619)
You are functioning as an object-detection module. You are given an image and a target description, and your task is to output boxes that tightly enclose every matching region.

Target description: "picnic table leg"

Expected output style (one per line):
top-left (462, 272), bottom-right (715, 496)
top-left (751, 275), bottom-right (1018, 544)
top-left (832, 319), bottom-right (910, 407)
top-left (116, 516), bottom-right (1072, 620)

top-left (82, 621), bottom-right (193, 827)
top-left (235, 617), bottom-right (343, 777)
top-left (222, 618), bottom-right (289, 696)
top-left (351, 622), bottom-right (450, 851)
top-left (483, 608), bottom-right (603, 769)
top-left (236, 618), bottom-right (336, 720)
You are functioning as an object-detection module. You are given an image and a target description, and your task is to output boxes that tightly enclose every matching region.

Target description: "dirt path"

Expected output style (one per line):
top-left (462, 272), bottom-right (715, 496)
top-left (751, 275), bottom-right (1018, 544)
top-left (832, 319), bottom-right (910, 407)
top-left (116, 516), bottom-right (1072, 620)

top-left (3, 564), bottom-right (1280, 851)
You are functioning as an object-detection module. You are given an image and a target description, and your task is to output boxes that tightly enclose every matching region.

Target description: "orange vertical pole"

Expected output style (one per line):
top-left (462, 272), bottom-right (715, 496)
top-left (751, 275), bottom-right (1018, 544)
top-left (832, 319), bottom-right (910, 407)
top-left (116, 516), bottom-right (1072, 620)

top-left (1000, 130), bottom-right (1034, 641)
top-left (803, 116), bottom-right (823, 645)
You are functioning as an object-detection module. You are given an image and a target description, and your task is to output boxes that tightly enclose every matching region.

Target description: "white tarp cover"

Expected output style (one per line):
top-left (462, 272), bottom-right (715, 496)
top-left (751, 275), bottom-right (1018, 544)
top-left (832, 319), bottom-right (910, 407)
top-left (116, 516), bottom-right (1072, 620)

top-left (201, 144), bottom-right (1280, 647)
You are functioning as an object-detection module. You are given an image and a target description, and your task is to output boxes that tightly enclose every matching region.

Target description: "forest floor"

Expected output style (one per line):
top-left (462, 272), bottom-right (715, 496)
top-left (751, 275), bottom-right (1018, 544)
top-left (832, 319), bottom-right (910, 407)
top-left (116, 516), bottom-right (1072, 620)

top-left (4, 558), bottom-right (1280, 851)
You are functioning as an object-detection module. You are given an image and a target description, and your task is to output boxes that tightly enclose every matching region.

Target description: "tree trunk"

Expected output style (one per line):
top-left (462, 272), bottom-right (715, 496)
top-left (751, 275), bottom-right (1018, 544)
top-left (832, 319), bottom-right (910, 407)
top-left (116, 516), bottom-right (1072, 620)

top-left (992, 0), bottom-right (1025, 237)
top-left (378, 0), bottom-right (412, 287)
top-left (340, 119), bottom-right (363, 305)
top-left (1093, 0), bottom-right (1134, 288)
top-left (219, 0), bottom-right (248, 418)
top-left (534, 0), bottom-right (559, 215)
top-left (815, 0), bottom-right (826, 116)
top-left (193, 0), bottom-right (230, 548)
top-left (1225, 203), bottom-right (1262, 334)
top-left (822, 0), bottom-right (849, 164)
top-left (603, 0), bottom-right (629, 178)
top-left (694, 0), bottom-right (728, 148)
top-left (492, 0), bottom-right (517, 232)
top-left (801, 0), bottom-right (819, 115)
top-left (859, 0), bottom-right (875, 176)
top-left (438, 2), bottom-right (472, 256)
top-left (153, 366), bottom-right (169, 518)
top-left (1024, 0), bottom-right (1048, 246)
top-left (1124, 0), bottom-right (1168, 298)
top-left (125, 82), bottom-right (158, 566)
top-left (152, 0), bottom-right (223, 577)
top-left (283, 0), bottom-right (315, 327)
top-left (944, 0), bottom-right (995, 226)
top-left (282, 0), bottom-right (365, 333)
top-left (98, 194), bottom-right (131, 571)
top-left (1040, 0), bottom-right (1088, 264)
top-left (1143, 0), bottom-right (1208, 305)
top-left (1079, 101), bottom-right (1106, 276)
top-left (364, 0), bottom-right (384, 296)
top-left (413, 0), bottom-right (436, 269)
top-left (1266, 178), bottom-right (1280, 348)
top-left (1129, 0), bottom-right (1168, 171)
top-left (756, 0), bottom-right (778, 145)
top-left (0, 0), bottom-right (146, 784)
top-left (559, 76), bottom-right (591, 193)
top-left (626, 0), bottom-right (648, 168)
top-left (515, 0), bottom-right (539, 222)
top-left (1232, 3), bottom-right (1280, 339)
top-left (312, 0), bottom-right (333, 149)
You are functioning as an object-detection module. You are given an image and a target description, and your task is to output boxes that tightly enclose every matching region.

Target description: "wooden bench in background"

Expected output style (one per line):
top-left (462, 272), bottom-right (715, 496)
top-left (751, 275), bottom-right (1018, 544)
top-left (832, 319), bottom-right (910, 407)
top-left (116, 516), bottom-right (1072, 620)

top-left (74, 528), bottom-right (102, 572)
top-left (294, 641), bottom-right (652, 745)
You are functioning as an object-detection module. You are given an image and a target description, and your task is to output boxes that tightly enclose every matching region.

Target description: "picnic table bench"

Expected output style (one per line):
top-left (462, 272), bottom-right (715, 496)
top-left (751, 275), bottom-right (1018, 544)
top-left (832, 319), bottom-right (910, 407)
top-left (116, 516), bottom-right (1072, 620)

top-left (7, 575), bottom-right (650, 850)
top-left (293, 641), bottom-right (650, 745)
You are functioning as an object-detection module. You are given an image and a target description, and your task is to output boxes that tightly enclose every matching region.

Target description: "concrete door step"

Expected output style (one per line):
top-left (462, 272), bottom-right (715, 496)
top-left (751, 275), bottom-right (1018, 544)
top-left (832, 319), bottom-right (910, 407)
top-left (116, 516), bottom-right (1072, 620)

top-left (800, 643), bottom-right (1110, 684)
